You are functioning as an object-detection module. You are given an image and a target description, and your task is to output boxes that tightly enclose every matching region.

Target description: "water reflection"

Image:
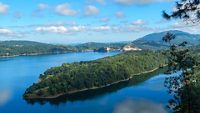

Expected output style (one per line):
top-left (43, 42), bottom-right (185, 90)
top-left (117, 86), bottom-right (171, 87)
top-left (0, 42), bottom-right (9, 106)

top-left (0, 89), bottom-right (12, 106)
top-left (113, 99), bottom-right (167, 113)
top-left (25, 68), bottom-right (166, 106)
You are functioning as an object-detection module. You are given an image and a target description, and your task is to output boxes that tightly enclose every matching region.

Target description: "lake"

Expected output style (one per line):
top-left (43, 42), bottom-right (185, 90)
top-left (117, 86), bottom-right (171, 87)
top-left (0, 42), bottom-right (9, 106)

top-left (0, 52), bottom-right (174, 113)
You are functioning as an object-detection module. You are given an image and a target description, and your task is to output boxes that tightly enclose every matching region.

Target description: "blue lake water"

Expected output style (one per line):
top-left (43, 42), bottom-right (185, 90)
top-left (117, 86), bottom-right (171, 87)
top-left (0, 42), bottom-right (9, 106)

top-left (0, 52), bottom-right (173, 113)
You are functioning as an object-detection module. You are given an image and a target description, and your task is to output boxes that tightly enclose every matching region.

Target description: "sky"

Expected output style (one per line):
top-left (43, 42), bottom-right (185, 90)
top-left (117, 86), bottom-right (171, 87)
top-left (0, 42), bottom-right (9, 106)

top-left (0, 0), bottom-right (200, 44)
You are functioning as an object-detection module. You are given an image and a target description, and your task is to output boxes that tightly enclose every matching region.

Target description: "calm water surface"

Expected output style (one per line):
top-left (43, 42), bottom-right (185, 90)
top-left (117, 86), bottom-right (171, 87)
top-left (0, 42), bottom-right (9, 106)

top-left (0, 52), bottom-right (173, 113)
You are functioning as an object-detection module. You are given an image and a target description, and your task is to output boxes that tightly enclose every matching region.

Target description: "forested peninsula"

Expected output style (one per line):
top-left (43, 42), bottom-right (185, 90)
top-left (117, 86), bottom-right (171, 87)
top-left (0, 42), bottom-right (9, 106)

top-left (0, 41), bottom-right (76, 57)
top-left (23, 51), bottom-right (167, 99)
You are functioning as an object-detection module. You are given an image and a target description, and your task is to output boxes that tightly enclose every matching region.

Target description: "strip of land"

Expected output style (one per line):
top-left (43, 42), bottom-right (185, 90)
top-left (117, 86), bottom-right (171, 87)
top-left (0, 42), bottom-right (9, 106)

top-left (23, 51), bottom-right (167, 99)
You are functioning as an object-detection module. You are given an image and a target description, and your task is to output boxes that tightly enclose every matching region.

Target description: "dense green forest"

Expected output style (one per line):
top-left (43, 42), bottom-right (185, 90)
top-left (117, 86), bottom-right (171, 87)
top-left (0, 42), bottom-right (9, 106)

top-left (23, 51), bottom-right (167, 99)
top-left (0, 41), bottom-right (130, 57)
top-left (0, 41), bottom-right (77, 57)
top-left (74, 42), bottom-right (128, 51)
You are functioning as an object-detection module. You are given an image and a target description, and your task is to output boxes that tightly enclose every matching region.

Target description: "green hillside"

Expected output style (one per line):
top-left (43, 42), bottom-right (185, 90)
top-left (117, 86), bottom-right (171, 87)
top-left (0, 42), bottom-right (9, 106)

top-left (0, 41), bottom-right (76, 57)
top-left (133, 30), bottom-right (200, 50)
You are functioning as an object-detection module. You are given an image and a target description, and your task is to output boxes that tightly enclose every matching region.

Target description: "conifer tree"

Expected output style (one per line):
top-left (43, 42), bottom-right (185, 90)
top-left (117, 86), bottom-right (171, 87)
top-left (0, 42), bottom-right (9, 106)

top-left (162, 0), bottom-right (200, 112)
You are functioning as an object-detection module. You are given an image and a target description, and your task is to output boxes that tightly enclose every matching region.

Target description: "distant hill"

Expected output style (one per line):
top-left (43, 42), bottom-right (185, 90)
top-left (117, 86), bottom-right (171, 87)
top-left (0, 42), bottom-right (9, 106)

top-left (74, 42), bottom-right (129, 51)
top-left (0, 41), bottom-right (76, 57)
top-left (132, 30), bottom-right (200, 50)
top-left (0, 41), bottom-right (131, 57)
top-left (1, 30), bottom-right (199, 57)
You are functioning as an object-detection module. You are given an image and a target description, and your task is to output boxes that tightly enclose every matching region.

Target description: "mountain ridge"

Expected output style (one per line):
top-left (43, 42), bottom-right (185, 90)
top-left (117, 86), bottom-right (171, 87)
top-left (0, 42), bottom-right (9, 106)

top-left (132, 30), bottom-right (200, 50)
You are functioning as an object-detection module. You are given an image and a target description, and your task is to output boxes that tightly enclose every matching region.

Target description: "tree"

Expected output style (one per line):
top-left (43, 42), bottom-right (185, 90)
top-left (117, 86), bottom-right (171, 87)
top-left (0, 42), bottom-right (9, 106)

top-left (163, 0), bottom-right (200, 23)
top-left (162, 0), bottom-right (200, 113)
top-left (163, 32), bottom-right (196, 113)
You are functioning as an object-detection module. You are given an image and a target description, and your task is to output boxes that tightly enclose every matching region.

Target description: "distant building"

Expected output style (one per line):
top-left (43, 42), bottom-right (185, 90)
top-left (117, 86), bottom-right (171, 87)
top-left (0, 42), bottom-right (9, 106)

top-left (105, 47), bottom-right (111, 52)
top-left (122, 45), bottom-right (142, 51)
top-left (94, 47), bottom-right (112, 52)
top-left (15, 45), bottom-right (24, 47)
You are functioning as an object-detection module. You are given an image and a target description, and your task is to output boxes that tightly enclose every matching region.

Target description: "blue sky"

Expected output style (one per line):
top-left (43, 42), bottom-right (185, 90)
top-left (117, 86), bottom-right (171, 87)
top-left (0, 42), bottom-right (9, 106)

top-left (0, 0), bottom-right (199, 44)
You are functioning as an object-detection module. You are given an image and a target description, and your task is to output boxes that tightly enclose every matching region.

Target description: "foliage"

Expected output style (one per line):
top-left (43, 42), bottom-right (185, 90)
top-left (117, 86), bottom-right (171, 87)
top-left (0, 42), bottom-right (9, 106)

top-left (0, 41), bottom-right (77, 57)
top-left (179, 67), bottom-right (200, 113)
top-left (163, 0), bottom-right (200, 113)
top-left (74, 42), bottom-right (127, 51)
top-left (163, 0), bottom-right (200, 23)
top-left (23, 51), bottom-right (166, 98)
top-left (0, 41), bottom-right (130, 56)
top-left (163, 32), bottom-right (199, 113)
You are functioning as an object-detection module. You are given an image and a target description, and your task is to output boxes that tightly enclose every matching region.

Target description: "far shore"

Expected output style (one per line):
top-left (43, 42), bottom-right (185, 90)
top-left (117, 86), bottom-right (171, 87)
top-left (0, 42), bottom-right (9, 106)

top-left (0, 51), bottom-right (76, 59)
top-left (0, 50), bottom-right (121, 59)
top-left (24, 65), bottom-right (166, 100)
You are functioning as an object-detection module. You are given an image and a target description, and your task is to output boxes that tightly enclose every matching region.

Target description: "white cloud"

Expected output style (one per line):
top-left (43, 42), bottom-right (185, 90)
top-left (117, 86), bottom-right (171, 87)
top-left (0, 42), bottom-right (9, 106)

top-left (170, 21), bottom-right (200, 33)
top-left (132, 19), bottom-right (146, 26)
top-left (128, 25), bottom-right (154, 32)
top-left (34, 22), bottom-right (155, 34)
top-left (55, 3), bottom-right (78, 16)
top-left (69, 26), bottom-right (86, 32)
top-left (0, 28), bottom-right (24, 37)
top-left (172, 22), bottom-right (186, 28)
top-left (0, 2), bottom-right (9, 14)
top-left (113, 20), bottom-right (155, 33)
top-left (35, 25), bottom-right (116, 34)
top-left (38, 3), bottom-right (49, 10)
top-left (0, 28), bottom-right (12, 34)
top-left (85, 5), bottom-right (100, 16)
top-left (115, 0), bottom-right (173, 5)
top-left (93, 26), bottom-right (111, 31)
top-left (36, 25), bottom-right (86, 33)
top-left (36, 26), bottom-right (68, 33)
top-left (115, 11), bottom-right (125, 18)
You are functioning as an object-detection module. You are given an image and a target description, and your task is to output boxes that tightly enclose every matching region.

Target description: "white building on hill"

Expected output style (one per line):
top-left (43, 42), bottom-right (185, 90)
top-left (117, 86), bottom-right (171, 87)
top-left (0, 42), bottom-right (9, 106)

top-left (122, 45), bottom-right (142, 51)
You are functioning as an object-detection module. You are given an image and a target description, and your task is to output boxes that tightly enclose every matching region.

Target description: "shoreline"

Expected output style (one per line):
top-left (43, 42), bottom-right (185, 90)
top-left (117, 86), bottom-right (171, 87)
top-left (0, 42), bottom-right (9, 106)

top-left (0, 53), bottom-right (58, 58)
top-left (0, 51), bottom-right (120, 59)
top-left (24, 66), bottom-right (165, 100)
top-left (0, 51), bottom-right (77, 59)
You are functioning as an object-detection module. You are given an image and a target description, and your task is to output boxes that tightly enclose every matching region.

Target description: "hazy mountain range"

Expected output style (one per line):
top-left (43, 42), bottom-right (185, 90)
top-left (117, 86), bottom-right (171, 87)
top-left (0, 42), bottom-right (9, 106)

top-left (1, 30), bottom-right (200, 56)
top-left (132, 30), bottom-right (200, 49)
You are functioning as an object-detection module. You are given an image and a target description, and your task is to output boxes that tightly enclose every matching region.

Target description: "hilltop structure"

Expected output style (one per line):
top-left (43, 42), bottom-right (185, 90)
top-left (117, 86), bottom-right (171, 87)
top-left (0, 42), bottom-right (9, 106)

top-left (122, 45), bottom-right (142, 51)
